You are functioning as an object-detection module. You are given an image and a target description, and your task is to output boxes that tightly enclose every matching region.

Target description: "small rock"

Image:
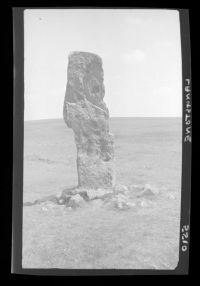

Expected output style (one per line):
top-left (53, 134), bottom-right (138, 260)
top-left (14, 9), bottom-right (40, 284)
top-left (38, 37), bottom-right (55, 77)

top-left (113, 194), bottom-right (130, 210)
top-left (114, 184), bottom-right (128, 193)
top-left (71, 194), bottom-right (84, 203)
top-left (86, 188), bottom-right (112, 200)
top-left (140, 200), bottom-right (151, 208)
top-left (77, 190), bottom-right (90, 201)
top-left (40, 202), bottom-right (55, 211)
top-left (116, 193), bottom-right (128, 202)
top-left (62, 187), bottom-right (77, 197)
top-left (144, 184), bottom-right (159, 195)
top-left (67, 194), bottom-right (84, 208)
top-left (126, 201), bottom-right (136, 208)
top-left (129, 184), bottom-right (144, 192)
top-left (118, 202), bottom-right (123, 209)
top-left (57, 198), bottom-right (66, 205)
top-left (166, 193), bottom-right (176, 200)
top-left (137, 184), bottom-right (159, 198)
top-left (55, 191), bottom-right (63, 199)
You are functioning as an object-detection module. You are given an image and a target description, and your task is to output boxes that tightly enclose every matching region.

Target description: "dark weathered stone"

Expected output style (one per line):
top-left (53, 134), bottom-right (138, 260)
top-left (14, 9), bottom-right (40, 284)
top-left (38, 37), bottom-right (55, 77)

top-left (63, 52), bottom-right (115, 188)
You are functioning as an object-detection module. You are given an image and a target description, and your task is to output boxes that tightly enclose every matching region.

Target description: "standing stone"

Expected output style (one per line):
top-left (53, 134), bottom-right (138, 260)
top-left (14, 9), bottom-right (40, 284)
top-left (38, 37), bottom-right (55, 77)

top-left (63, 51), bottom-right (115, 189)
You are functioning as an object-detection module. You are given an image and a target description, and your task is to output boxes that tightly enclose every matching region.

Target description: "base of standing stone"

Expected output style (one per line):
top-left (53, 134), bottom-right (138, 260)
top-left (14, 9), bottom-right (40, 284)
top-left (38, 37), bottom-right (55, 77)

top-left (77, 156), bottom-right (115, 189)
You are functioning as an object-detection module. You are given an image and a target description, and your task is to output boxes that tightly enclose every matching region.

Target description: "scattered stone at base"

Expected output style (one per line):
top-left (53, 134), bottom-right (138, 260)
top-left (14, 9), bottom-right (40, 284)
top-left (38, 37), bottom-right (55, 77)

top-left (55, 191), bottom-right (63, 199)
top-left (126, 201), bottom-right (137, 208)
top-left (61, 187), bottom-right (77, 197)
top-left (137, 184), bottom-right (160, 198)
top-left (114, 184), bottom-right (129, 194)
top-left (140, 200), bottom-right (152, 208)
top-left (57, 197), bottom-right (66, 205)
top-left (115, 193), bottom-right (128, 201)
top-left (67, 194), bottom-right (84, 208)
top-left (41, 206), bottom-right (48, 212)
top-left (85, 188), bottom-right (113, 200)
top-left (71, 194), bottom-right (84, 203)
top-left (129, 184), bottom-right (144, 192)
top-left (77, 190), bottom-right (90, 201)
top-left (144, 184), bottom-right (159, 194)
top-left (40, 202), bottom-right (57, 211)
top-left (166, 193), bottom-right (176, 200)
top-left (112, 193), bottom-right (135, 210)
top-left (53, 183), bottom-right (161, 211)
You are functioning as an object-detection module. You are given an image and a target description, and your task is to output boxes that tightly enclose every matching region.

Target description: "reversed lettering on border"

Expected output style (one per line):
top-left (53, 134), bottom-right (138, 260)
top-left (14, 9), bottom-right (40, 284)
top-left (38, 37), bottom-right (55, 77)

top-left (184, 79), bottom-right (192, 143)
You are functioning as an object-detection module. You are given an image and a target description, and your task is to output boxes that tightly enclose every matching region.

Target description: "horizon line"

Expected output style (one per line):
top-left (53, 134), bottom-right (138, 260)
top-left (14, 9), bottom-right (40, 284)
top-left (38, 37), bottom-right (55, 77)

top-left (24, 116), bottom-right (182, 122)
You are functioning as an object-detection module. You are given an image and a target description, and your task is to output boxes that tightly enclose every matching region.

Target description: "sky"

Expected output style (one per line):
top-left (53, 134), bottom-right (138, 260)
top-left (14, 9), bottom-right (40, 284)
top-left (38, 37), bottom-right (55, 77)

top-left (24, 9), bottom-right (182, 120)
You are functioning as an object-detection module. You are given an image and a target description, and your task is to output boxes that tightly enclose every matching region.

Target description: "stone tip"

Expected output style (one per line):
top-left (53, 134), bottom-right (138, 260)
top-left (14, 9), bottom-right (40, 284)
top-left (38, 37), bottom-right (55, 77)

top-left (68, 51), bottom-right (102, 62)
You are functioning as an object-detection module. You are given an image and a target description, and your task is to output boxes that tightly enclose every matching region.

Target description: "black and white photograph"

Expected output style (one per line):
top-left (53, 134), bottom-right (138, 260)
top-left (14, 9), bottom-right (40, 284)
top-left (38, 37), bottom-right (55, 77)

top-left (12, 8), bottom-right (191, 273)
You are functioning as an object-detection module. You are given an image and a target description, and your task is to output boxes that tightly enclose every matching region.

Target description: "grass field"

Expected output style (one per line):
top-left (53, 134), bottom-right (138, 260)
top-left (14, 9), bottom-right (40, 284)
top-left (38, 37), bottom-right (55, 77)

top-left (23, 117), bottom-right (182, 269)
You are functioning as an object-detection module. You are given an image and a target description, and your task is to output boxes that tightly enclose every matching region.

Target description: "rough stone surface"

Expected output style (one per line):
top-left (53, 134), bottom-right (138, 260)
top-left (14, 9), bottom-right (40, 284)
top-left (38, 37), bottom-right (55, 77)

top-left (63, 51), bottom-right (115, 188)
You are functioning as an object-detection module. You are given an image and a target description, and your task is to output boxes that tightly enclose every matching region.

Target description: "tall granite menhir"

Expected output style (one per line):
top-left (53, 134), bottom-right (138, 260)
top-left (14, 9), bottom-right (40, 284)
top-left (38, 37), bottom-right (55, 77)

top-left (63, 51), bottom-right (115, 189)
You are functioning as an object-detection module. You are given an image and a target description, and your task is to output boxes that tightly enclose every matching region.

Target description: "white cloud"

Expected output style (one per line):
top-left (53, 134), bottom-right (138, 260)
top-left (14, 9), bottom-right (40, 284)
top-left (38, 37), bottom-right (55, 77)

top-left (122, 50), bottom-right (146, 63)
